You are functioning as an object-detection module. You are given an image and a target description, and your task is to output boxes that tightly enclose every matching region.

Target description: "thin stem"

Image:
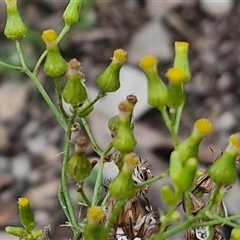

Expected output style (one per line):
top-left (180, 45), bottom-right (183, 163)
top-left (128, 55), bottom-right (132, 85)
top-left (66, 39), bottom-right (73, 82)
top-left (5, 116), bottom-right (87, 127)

top-left (60, 112), bottom-right (79, 235)
top-left (79, 182), bottom-right (91, 207)
top-left (173, 104), bottom-right (184, 135)
top-left (81, 117), bottom-right (102, 156)
top-left (0, 60), bottom-right (22, 71)
top-left (136, 169), bottom-right (169, 189)
top-left (158, 106), bottom-right (179, 147)
top-left (91, 143), bottom-right (113, 206)
top-left (184, 192), bottom-right (192, 218)
top-left (77, 91), bottom-right (106, 116)
top-left (15, 41), bottom-right (67, 131)
top-left (57, 24), bottom-right (71, 43)
top-left (54, 77), bottom-right (69, 119)
top-left (33, 49), bottom-right (47, 76)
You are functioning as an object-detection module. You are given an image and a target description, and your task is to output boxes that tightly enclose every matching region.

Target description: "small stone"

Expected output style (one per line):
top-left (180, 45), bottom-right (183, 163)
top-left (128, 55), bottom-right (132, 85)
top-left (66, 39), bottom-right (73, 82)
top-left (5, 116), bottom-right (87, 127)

top-left (11, 154), bottom-right (31, 180)
top-left (0, 81), bottom-right (30, 121)
top-left (216, 111), bottom-right (236, 132)
top-left (127, 21), bottom-right (173, 64)
top-left (200, 0), bottom-right (234, 18)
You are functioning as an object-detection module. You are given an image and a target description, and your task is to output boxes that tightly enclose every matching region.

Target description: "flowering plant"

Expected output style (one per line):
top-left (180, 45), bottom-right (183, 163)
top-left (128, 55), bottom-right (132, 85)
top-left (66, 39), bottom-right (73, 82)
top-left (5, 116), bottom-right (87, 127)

top-left (1, 1), bottom-right (240, 240)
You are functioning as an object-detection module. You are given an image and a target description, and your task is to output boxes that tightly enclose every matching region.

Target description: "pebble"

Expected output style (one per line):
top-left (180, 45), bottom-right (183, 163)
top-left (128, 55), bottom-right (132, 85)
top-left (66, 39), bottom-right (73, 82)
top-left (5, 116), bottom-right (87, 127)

top-left (200, 0), bottom-right (234, 18)
top-left (11, 154), bottom-right (31, 180)
top-left (216, 111), bottom-right (236, 132)
top-left (127, 21), bottom-right (173, 65)
top-left (0, 81), bottom-right (30, 121)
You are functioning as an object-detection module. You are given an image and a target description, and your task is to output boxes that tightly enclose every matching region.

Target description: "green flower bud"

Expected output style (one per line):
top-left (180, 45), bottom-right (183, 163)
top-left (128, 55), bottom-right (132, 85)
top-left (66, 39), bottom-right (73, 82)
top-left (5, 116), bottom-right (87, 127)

top-left (5, 226), bottom-right (26, 237)
top-left (66, 136), bottom-right (92, 182)
top-left (139, 55), bottom-right (168, 108)
top-left (173, 41), bottom-right (191, 83)
top-left (31, 229), bottom-right (44, 239)
top-left (112, 100), bottom-right (137, 153)
top-left (84, 206), bottom-right (108, 240)
top-left (160, 185), bottom-right (176, 206)
top-left (63, 0), bottom-right (82, 26)
top-left (109, 153), bottom-right (139, 200)
top-left (97, 49), bottom-right (127, 93)
top-left (230, 227), bottom-right (240, 240)
top-left (41, 29), bottom-right (67, 78)
top-left (209, 133), bottom-right (240, 186)
top-left (77, 98), bottom-right (93, 117)
top-left (177, 157), bottom-right (198, 191)
top-left (166, 67), bottom-right (186, 109)
top-left (108, 115), bottom-right (119, 137)
top-left (176, 118), bottom-right (212, 164)
top-left (63, 59), bottom-right (87, 106)
top-left (170, 151), bottom-right (198, 191)
top-left (18, 197), bottom-right (35, 233)
top-left (4, 0), bottom-right (28, 41)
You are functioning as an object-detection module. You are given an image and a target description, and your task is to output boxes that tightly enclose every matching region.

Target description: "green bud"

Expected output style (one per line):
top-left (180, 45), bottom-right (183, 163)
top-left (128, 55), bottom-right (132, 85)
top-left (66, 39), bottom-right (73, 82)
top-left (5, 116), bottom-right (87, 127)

top-left (63, 0), bottom-right (82, 25)
top-left (84, 206), bottom-right (108, 240)
top-left (109, 153), bottom-right (139, 200)
top-left (66, 136), bottom-right (92, 182)
top-left (63, 59), bottom-right (87, 106)
top-left (108, 115), bottom-right (119, 137)
top-left (112, 100), bottom-right (137, 153)
top-left (31, 229), bottom-right (44, 239)
top-left (5, 226), bottom-right (26, 237)
top-left (176, 118), bottom-right (212, 164)
top-left (139, 55), bottom-right (168, 108)
top-left (97, 49), bottom-right (127, 93)
top-left (4, 0), bottom-right (28, 41)
top-left (77, 98), bottom-right (93, 117)
top-left (166, 67), bottom-right (186, 109)
top-left (169, 211), bottom-right (181, 222)
top-left (18, 197), bottom-right (35, 233)
top-left (176, 157), bottom-right (198, 191)
top-left (170, 151), bottom-right (198, 191)
top-left (230, 227), bottom-right (240, 240)
top-left (41, 29), bottom-right (67, 78)
top-left (173, 42), bottom-right (191, 83)
top-left (160, 185), bottom-right (176, 206)
top-left (209, 133), bottom-right (240, 186)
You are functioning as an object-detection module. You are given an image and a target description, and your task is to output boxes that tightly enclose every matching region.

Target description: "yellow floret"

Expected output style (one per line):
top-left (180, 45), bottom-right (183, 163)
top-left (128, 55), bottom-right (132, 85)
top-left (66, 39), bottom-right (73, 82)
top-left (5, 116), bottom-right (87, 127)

top-left (229, 133), bottom-right (240, 149)
top-left (41, 29), bottom-right (58, 42)
top-left (87, 206), bottom-right (105, 222)
top-left (113, 49), bottom-right (127, 64)
top-left (5, 0), bottom-right (17, 7)
top-left (166, 67), bottom-right (186, 85)
top-left (139, 55), bottom-right (158, 70)
top-left (124, 153), bottom-right (139, 167)
top-left (194, 118), bottom-right (212, 135)
top-left (18, 197), bottom-right (29, 207)
top-left (175, 41), bottom-right (189, 53)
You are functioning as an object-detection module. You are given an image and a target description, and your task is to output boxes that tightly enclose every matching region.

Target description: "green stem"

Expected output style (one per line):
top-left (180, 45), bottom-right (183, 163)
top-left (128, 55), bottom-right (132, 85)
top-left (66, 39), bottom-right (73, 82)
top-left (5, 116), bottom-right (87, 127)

top-left (81, 117), bottom-right (102, 156)
top-left (158, 106), bottom-right (179, 147)
top-left (79, 182), bottom-right (91, 207)
top-left (15, 41), bottom-right (67, 131)
top-left (173, 104), bottom-right (184, 135)
top-left (0, 60), bottom-right (22, 71)
top-left (77, 91), bottom-right (106, 116)
top-left (60, 112), bottom-right (80, 236)
top-left (136, 169), bottom-right (169, 189)
top-left (91, 143), bottom-right (113, 206)
top-left (184, 192), bottom-right (192, 218)
top-left (54, 77), bottom-right (69, 119)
